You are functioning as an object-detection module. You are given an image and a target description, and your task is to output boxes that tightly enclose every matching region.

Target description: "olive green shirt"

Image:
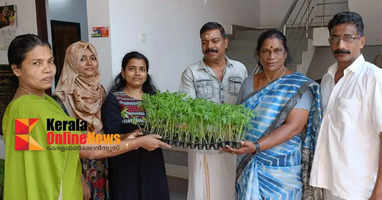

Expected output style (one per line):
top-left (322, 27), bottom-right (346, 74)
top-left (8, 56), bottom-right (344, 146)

top-left (3, 95), bottom-right (82, 200)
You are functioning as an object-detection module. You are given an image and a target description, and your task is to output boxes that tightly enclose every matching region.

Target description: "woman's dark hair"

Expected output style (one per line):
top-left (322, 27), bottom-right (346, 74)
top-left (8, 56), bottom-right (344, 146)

top-left (328, 11), bottom-right (364, 36)
top-left (8, 34), bottom-right (51, 68)
top-left (256, 29), bottom-right (290, 68)
top-left (111, 51), bottom-right (157, 95)
top-left (256, 29), bottom-right (289, 56)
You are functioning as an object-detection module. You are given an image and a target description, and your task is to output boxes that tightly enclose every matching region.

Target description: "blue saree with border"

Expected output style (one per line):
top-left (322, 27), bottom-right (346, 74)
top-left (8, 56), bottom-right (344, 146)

top-left (236, 73), bottom-right (322, 200)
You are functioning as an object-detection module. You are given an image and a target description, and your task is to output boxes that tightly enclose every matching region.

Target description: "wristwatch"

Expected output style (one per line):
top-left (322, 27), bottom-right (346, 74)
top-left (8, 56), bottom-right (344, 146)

top-left (254, 141), bottom-right (261, 154)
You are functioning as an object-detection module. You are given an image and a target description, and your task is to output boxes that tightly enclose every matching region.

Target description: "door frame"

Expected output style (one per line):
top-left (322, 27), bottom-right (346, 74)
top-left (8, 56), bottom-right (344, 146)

top-left (50, 20), bottom-right (81, 82)
top-left (35, 0), bottom-right (48, 41)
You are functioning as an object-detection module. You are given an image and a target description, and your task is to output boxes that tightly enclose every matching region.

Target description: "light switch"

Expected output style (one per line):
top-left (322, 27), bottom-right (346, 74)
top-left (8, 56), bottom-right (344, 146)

top-left (139, 33), bottom-right (146, 43)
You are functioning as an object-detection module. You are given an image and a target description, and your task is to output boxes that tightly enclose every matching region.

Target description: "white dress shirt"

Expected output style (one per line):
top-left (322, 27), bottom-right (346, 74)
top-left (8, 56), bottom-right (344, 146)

top-left (310, 55), bottom-right (382, 199)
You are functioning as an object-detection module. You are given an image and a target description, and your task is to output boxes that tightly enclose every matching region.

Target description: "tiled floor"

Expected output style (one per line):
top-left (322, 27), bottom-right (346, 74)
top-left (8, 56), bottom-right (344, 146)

top-left (168, 176), bottom-right (188, 200)
top-left (163, 149), bottom-right (188, 199)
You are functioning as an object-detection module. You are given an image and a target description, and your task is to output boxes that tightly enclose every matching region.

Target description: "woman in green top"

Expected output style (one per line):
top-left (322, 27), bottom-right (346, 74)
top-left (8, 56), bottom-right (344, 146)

top-left (2, 34), bottom-right (170, 200)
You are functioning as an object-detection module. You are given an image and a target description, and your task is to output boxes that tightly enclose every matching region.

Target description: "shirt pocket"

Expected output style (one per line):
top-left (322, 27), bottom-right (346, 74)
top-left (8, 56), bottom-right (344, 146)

top-left (336, 97), bottom-right (361, 117)
top-left (335, 98), bottom-right (374, 179)
top-left (228, 76), bottom-right (243, 96)
top-left (331, 97), bottom-right (361, 141)
top-left (195, 79), bottom-right (214, 99)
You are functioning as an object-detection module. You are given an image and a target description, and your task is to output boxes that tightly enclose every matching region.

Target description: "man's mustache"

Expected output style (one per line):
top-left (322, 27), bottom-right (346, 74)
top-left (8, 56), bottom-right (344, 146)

top-left (205, 49), bottom-right (218, 54)
top-left (334, 49), bottom-right (351, 55)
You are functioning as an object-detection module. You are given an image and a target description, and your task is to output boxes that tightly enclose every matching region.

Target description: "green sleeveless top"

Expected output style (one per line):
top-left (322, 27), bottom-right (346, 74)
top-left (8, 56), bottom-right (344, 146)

top-left (2, 95), bottom-right (82, 200)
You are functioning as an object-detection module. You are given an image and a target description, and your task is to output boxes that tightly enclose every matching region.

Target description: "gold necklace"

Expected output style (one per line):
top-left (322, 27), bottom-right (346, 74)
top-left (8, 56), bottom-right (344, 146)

top-left (264, 67), bottom-right (287, 83)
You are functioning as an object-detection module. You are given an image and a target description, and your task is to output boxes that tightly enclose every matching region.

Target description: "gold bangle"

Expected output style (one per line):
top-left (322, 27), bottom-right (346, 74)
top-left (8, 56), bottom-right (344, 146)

top-left (125, 141), bottom-right (129, 149)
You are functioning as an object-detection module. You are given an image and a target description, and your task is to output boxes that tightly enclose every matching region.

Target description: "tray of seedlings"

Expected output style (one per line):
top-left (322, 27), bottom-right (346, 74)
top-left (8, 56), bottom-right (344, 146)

top-left (133, 92), bottom-right (253, 151)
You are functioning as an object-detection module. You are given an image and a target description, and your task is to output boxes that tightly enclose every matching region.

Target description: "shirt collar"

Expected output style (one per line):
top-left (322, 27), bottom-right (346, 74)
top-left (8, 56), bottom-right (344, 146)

top-left (327, 54), bottom-right (365, 78)
top-left (199, 56), bottom-right (234, 70)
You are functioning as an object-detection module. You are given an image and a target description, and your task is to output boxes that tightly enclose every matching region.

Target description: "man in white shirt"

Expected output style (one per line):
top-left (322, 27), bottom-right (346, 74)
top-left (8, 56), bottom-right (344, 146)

top-left (310, 11), bottom-right (382, 200)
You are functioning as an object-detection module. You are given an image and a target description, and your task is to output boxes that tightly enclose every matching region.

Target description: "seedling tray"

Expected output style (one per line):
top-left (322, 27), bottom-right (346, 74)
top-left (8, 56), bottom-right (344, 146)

top-left (133, 92), bottom-right (253, 151)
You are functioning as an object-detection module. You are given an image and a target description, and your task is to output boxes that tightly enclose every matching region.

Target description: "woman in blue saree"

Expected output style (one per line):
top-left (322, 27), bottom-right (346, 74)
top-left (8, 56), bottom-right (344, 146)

top-left (223, 30), bottom-right (323, 200)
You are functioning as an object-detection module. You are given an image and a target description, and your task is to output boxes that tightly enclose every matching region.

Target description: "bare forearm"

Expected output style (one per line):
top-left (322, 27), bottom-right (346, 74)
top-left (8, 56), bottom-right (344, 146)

top-left (375, 134), bottom-right (382, 185)
top-left (79, 139), bottom-right (139, 159)
top-left (256, 108), bottom-right (308, 152)
top-left (79, 134), bottom-right (170, 159)
top-left (223, 123), bottom-right (303, 155)
top-left (257, 123), bottom-right (303, 152)
top-left (371, 133), bottom-right (382, 199)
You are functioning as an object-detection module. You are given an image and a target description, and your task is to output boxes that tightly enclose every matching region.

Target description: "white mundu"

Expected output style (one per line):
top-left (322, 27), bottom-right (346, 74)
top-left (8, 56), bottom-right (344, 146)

top-left (187, 150), bottom-right (236, 200)
top-left (310, 55), bottom-right (382, 199)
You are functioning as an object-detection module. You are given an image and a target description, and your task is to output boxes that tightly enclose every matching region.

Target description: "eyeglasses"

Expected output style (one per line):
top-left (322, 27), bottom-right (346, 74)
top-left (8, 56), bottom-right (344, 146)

top-left (328, 34), bottom-right (360, 44)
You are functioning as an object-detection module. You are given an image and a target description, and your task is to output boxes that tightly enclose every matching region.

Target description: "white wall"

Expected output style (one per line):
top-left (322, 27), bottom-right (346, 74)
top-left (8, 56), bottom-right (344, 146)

top-left (258, 0), bottom-right (295, 28)
top-left (47, 0), bottom-right (88, 42)
top-left (0, 0), bottom-right (38, 64)
top-left (101, 0), bottom-right (258, 92)
top-left (86, 0), bottom-right (113, 89)
top-left (313, 27), bottom-right (330, 46)
top-left (349, 0), bottom-right (382, 45)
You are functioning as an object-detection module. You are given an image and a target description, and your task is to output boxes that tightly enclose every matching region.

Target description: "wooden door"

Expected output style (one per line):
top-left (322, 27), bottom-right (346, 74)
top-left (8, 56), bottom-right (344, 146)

top-left (0, 65), bottom-right (17, 135)
top-left (51, 20), bottom-right (81, 85)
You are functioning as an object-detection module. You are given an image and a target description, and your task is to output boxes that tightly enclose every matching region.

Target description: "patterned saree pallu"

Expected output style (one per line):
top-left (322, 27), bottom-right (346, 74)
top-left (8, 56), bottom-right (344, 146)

top-left (236, 73), bottom-right (323, 200)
